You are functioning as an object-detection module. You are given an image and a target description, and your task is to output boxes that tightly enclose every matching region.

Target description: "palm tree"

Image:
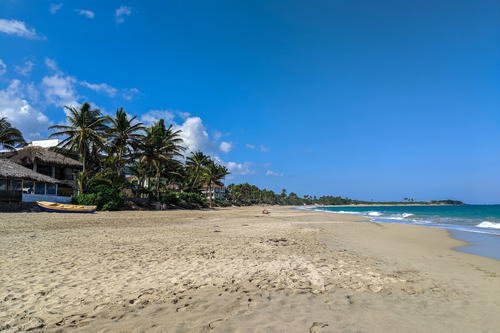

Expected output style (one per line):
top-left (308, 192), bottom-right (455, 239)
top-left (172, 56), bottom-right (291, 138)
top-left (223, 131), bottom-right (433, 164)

top-left (185, 151), bottom-right (210, 192)
top-left (106, 108), bottom-right (145, 174)
top-left (49, 102), bottom-right (108, 173)
top-left (0, 117), bottom-right (26, 151)
top-left (203, 161), bottom-right (230, 206)
top-left (137, 119), bottom-right (185, 198)
top-left (129, 159), bottom-right (148, 195)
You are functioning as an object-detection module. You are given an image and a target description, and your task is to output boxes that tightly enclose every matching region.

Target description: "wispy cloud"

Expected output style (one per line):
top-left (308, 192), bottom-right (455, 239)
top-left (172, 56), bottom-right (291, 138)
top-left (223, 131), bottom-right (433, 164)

top-left (260, 145), bottom-right (270, 152)
top-left (219, 141), bottom-right (233, 153)
top-left (0, 59), bottom-right (6, 76)
top-left (177, 111), bottom-right (191, 119)
top-left (245, 143), bottom-right (270, 152)
top-left (227, 161), bottom-right (254, 176)
top-left (45, 58), bottom-right (60, 72)
top-left (140, 110), bottom-right (176, 125)
top-left (122, 88), bottom-right (139, 100)
top-left (0, 19), bottom-right (45, 39)
top-left (41, 58), bottom-right (78, 107)
top-left (115, 6), bottom-right (132, 23)
top-left (266, 170), bottom-right (283, 177)
top-left (41, 74), bottom-right (78, 107)
top-left (15, 60), bottom-right (35, 76)
top-left (49, 3), bottom-right (63, 15)
top-left (80, 81), bottom-right (117, 97)
top-left (75, 9), bottom-right (95, 19)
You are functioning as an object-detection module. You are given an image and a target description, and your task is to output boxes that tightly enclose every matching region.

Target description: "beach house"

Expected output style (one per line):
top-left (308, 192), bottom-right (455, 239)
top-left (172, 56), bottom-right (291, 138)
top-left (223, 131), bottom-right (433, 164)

top-left (202, 183), bottom-right (226, 201)
top-left (0, 145), bottom-right (82, 203)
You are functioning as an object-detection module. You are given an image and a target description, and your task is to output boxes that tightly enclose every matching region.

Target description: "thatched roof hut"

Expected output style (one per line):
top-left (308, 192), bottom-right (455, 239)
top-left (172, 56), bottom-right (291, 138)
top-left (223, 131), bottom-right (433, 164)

top-left (0, 159), bottom-right (60, 183)
top-left (0, 146), bottom-right (82, 168)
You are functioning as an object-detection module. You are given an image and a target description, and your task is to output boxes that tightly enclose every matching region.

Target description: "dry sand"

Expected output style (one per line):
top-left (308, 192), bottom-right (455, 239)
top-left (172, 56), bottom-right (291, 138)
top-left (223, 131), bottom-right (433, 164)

top-left (0, 207), bottom-right (499, 332)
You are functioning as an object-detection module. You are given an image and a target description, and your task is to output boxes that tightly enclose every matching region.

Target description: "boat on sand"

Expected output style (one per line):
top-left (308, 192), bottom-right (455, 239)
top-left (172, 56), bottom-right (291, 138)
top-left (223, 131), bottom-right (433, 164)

top-left (36, 201), bottom-right (97, 213)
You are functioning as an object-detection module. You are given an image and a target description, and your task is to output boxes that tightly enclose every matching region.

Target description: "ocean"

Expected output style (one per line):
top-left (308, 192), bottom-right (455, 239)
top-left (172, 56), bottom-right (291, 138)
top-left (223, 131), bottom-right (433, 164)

top-left (309, 205), bottom-right (500, 260)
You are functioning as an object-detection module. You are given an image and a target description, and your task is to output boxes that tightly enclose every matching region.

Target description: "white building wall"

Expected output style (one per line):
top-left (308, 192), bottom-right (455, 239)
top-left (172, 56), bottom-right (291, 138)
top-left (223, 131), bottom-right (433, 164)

top-left (29, 139), bottom-right (60, 148)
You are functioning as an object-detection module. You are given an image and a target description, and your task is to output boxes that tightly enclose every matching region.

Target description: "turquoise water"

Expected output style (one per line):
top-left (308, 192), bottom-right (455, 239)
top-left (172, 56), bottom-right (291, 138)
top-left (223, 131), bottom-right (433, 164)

top-left (310, 205), bottom-right (500, 260)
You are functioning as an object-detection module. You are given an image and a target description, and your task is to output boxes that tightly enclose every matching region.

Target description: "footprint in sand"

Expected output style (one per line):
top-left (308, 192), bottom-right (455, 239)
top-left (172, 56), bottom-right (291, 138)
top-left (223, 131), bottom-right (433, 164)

top-left (309, 322), bottom-right (329, 332)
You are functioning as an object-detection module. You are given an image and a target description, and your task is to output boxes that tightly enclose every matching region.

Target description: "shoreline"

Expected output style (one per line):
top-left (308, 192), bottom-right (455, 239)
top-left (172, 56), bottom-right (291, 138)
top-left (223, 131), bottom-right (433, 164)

top-left (303, 206), bottom-right (500, 261)
top-left (300, 203), bottom-right (465, 207)
top-left (1, 207), bottom-right (499, 332)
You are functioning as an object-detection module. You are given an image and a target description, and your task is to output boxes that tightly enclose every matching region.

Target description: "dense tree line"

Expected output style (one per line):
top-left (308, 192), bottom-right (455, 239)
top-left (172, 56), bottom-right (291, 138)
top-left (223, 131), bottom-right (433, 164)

top-left (225, 183), bottom-right (356, 206)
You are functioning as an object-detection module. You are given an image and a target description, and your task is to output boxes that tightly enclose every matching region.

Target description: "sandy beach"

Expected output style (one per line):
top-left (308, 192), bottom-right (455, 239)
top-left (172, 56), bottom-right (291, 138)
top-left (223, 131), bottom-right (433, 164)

top-left (0, 207), bottom-right (499, 332)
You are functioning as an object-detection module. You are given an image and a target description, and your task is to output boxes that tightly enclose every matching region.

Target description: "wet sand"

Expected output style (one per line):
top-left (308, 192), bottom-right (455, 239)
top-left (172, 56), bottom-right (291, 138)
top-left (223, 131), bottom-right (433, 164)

top-left (0, 207), bottom-right (498, 332)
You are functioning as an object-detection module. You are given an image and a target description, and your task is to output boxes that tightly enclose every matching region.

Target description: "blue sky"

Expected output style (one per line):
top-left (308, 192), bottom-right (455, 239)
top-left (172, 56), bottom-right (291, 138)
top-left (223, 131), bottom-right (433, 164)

top-left (1, 0), bottom-right (499, 203)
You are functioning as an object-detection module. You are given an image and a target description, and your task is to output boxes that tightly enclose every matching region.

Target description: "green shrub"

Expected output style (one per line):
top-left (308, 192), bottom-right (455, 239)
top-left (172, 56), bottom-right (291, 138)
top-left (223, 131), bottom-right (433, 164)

top-left (178, 192), bottom-right (208, 209)
top-left (214, 200), bottom-right (231, 207)
top-left (73, 185), bottom-right (125, 211)
top-left (160, 192), bottom-right (180, 206)
top-left (72, 193), bottom-right (97, 206)
top-left (160, 191), bottom-right (208, 209)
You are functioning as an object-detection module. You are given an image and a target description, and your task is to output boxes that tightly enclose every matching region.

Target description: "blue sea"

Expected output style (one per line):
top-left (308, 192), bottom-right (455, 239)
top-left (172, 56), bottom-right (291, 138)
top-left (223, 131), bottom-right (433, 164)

top-left (310, 205), bottom-right (500, 260)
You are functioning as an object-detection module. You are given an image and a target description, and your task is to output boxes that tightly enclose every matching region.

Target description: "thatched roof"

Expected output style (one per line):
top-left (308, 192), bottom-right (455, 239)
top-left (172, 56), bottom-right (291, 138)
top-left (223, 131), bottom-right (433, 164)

top-left (0, 159), bottom-right (60, 183)
top-left (0, 146), bottom-right (82, 168)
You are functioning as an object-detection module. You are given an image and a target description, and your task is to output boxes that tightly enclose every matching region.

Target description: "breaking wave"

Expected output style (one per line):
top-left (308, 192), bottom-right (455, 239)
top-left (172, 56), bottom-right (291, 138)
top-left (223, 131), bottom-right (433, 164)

top-left (476, 221), bottom-right (500, 229)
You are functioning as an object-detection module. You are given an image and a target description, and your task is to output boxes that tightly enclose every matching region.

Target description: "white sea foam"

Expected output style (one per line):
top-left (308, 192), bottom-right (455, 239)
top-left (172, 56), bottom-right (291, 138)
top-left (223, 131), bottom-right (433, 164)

top-left (383, 213), bottom-right (414, 220)
top-left (367, 211), bottom-right (383, 216)
top-left (476, 221), bottom-right (500, 230)
top-left (334, 211), bottom-right (361, 215)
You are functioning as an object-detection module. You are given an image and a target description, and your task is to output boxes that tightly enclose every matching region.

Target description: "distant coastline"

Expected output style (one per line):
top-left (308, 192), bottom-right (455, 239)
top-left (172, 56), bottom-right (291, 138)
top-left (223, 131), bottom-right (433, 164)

top-left (302, 200), bottom-right (465, 207)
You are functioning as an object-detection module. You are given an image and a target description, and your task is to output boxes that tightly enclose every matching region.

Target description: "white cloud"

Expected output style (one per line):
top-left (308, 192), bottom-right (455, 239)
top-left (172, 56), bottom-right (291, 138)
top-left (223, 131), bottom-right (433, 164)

top-left (260, 145), bottom-right (270, 152)
top-left (42, 58), bottom-right (78, 108)
top-left (266, 170), bottom-right (283, 177)
top-left (115, 6), bottom-right (132, 23)
top-left (219, 141), bottom-right (232, 153)
top-left (15, 60), bottom-right (34, 76)
top-left (122, 88), bottom-right (139, 100)
top-left (140, 110), bottom-right (175, 125)
top-left (0, 59), bottom-right (6, 76)
top-left (80, 81), bottom-right (117, 97)
top-left (177, 111), bottom-right (191, 119)
top-left (41, 74), bottom-right (78, 107)
top-left (141, 111), bottom-right (233, 155)
top-left (0, 19), bottom-right (44, 39)
top-left (213, 131), bottom-right (223, 139)
top-left (43, 58), bottom-right (122, 106)
top-left (49, 3), bottom-right (63, 15)
top-left (175, 117), bottom-right (216, 154)
top-left (24, 82), bottom-right (40, 103)
top-left (45, 58), bottom-right (60, 72)
top-left (75, 9), bottom-right (95, 19)
top-left (0, 80), bottom-right (52, 140)
top-left (245, 143), bottom-right (256, 149)
top-left (226, 161), bottom-right (254, 176)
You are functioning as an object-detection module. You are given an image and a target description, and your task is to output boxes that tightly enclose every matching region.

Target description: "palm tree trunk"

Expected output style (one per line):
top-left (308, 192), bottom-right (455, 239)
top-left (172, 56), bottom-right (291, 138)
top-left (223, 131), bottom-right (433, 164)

top-left (82, 148), bottom-right (87, 173)
top-left (209, 180), bottom-right (213, 207)
top-left (155, 169), bottom-right (161, 200)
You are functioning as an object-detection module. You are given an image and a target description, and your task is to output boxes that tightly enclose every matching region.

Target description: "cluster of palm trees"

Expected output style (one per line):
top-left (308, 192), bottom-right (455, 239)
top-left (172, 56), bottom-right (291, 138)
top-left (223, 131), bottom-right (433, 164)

top-left (1, 102), bottom-right (230, 202)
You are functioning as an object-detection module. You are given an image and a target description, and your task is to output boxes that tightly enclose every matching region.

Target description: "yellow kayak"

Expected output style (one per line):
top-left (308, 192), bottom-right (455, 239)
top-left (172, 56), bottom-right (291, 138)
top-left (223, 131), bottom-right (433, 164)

top-left (36, 201), bottom-right (97, 213)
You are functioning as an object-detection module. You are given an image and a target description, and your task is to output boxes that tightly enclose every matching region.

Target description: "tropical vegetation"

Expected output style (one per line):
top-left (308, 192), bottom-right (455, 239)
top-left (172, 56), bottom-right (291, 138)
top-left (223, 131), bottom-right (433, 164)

top-left (1, 104), bottom-right (463, 210)
top-left (47, 102), bottom-right (230, 210)
top-left (0, 117), bottom-right (26, 151)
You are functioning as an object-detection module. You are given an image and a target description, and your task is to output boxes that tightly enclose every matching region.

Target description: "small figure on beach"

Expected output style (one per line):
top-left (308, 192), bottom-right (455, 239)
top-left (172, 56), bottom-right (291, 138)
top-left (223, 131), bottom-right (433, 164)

top-left (262, 209), bottom-right (270, 215)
